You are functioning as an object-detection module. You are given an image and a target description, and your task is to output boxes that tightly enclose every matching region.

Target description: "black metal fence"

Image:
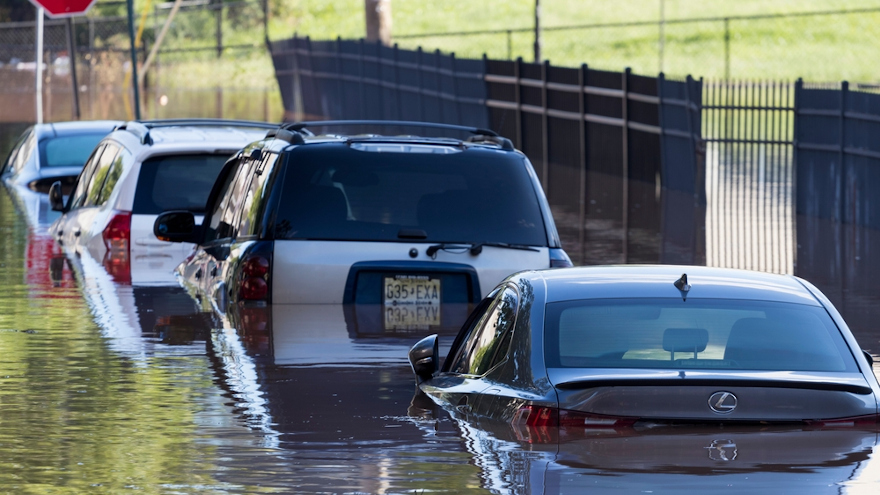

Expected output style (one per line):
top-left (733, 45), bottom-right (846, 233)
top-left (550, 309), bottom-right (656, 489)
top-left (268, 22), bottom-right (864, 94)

top-left (270, 37), bottom-right (705, 266)
top-left (269, 37), bottom-right (488, 127)
top-left (795, 81), bottom-right (880, 312)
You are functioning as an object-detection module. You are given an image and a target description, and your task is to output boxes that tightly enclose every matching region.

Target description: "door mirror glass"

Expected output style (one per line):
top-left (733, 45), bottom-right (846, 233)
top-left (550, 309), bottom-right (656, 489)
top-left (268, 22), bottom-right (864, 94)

top-left (48, 181), bottom-right (65, 212)
top-left (154, 211), bottom-right (199, 243)
top-left (409, 334), bottom-right (439, 383)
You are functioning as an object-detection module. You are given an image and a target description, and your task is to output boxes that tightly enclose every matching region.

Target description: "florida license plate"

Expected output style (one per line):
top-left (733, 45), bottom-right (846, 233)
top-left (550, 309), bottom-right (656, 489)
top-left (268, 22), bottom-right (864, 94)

top-left (383, 275), bottom-right (441, 328)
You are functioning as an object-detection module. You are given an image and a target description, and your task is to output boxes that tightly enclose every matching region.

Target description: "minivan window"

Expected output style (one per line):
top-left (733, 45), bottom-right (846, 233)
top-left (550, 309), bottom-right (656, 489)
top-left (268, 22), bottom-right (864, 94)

top-left (132, 153), bottom-right (230, 214)
top-left (273, 144), bottom-right (547, 245)
top-left (83, 143), bottom-right (120, 207)
top-left (68, 144), bottom-right (106, 210)
top-left (543, 298), bottom-right (858, 373)
top-left (95, 148), bottom-right (131, 206)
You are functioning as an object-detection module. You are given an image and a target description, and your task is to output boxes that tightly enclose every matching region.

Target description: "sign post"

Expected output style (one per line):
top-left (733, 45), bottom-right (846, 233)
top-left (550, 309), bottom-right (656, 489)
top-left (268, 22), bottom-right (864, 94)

top-left (28, 0), bottom-right (98, 122)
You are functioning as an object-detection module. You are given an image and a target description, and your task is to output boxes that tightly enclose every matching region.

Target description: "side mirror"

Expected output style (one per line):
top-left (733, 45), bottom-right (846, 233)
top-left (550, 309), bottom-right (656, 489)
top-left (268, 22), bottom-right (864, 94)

top-left (409, 334), bottom-right (439, 383)
top-left (48, 181), bottom-right (65, 212)
top-left (154, 210), bottom-right (201, 243)
top-left (863, 350), bottom-right (874, 367)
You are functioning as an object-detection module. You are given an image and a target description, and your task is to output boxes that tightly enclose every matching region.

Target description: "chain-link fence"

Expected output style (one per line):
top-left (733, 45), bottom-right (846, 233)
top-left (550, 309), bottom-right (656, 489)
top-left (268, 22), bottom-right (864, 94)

top-left (0, 0), bottom-right (280, 123)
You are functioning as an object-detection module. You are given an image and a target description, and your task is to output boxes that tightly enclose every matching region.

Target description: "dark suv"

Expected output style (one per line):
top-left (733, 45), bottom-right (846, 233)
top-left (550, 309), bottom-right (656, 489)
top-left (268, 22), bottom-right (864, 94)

top-left (155, 121), bottom-right (571, 329)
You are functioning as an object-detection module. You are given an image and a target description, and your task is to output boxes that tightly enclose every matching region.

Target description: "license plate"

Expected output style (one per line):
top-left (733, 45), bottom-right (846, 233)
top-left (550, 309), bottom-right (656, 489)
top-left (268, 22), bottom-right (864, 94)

top-left (384, 275), bottom-right (441, 328)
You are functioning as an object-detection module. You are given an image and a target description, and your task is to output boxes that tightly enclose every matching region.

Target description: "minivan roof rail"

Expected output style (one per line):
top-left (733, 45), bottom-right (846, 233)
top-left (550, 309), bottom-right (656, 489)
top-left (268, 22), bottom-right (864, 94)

top-left (115, 119), bottom-right (280, 146)
top-left (267, 120), bottom-right (515, 150)
top-left (138, 119), bottom-right (279, 130)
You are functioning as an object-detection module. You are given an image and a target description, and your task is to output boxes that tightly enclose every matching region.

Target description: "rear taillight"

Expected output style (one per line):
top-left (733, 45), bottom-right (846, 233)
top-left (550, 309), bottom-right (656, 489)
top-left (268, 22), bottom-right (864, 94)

top-left (102, 211), bottom-right (132, 253)
top-left (513, 406), bottom-right (638, 428)
top-left (549, 248), bottom-right (573, 268)
top-left (238, 254), bottom-right (271, 302)
top-left (804, 415), bottom-right (880, 428)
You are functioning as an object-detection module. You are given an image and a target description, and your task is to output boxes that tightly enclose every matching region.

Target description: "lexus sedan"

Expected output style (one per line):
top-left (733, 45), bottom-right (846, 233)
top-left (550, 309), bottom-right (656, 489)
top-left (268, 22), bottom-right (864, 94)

top-left (408, 265), bottom-right (880, 427)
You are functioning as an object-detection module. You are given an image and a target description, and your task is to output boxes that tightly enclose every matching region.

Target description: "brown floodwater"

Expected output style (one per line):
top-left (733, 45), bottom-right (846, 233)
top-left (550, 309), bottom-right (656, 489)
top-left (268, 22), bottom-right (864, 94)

top-left (2, 130), bottom-right (880, 493)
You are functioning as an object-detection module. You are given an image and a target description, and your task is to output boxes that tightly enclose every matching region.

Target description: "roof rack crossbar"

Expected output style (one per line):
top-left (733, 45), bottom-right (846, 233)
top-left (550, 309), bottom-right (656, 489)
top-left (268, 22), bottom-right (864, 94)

top-left (138, 118), bottom-right (279, 130)
top-left (282, 120), bottom-right (501, 138)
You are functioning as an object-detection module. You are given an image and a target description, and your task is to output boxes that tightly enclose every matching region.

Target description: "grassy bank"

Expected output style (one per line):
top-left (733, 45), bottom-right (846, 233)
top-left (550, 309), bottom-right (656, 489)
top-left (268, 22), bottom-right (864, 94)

top-left (151, 0), bottom-right (880, 90)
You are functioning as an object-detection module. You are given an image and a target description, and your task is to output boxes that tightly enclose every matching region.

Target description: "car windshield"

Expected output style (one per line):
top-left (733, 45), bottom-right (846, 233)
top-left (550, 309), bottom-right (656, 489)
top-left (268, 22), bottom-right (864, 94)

top-left (544, 298), bottom-right (858, 372)
top-left (39, 133), bottom-right (107, 168)
top-left (273, 143), bottom-right (548, 245)
top-left (132, 153), bottom-right (230, 214)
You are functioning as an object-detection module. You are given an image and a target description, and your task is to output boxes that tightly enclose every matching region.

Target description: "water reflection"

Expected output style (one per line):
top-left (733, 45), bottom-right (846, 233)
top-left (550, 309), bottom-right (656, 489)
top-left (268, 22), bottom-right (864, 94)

top-left (431, 408), bottom-right (880, 494)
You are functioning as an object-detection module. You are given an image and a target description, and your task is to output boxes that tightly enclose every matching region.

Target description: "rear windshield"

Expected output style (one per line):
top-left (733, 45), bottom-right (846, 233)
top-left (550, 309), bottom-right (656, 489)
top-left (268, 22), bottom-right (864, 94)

top-left (273, 143), bottom-right (548, 245)
top-left (133, 154), bottom-right (230, 214)
top-left (40, 133), bottom-right (107, 168)
top-left (544, 298), bottom-right (858, 372)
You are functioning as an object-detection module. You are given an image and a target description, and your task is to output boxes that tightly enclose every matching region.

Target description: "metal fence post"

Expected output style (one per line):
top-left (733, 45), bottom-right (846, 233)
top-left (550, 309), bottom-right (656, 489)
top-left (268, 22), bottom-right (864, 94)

top-left (515, 57), bottom-right (523, 149)
top-left (622, 67), bottom-right (631, 261)
top-left (579, 63), bottom-right (588, 265)
top-left (838, 81), bottom-right (848, 225)
top-left (541, 59), bottom-right (550, 192)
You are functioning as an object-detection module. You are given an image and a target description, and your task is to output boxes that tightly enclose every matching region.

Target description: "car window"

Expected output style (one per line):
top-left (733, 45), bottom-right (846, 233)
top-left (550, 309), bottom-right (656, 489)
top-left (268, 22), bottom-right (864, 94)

top-left (94, 148), bottom-right (131, 206)
top-left (1, 129), bottom-right (31, 176)
top-left (273, 144), bottom-right (547, 245)
top-left (236, 152), bottom-right (280, 238)
top-left (39, 132), bottom-right (108, 169)
top-left (205, 156), bottom-right (255, 242)
top-left (448, 286), bottom-right (519, 376)
top-left (68, 144), bottom-right (107, 210)
top-left (132, 153), bottom-right (230, 214)
top-left (544, 298), bottom-right (859, 373)
top-left (83, 142), bottom-right (121, 207)
top-left (11, 131), bottom-right (36, 175)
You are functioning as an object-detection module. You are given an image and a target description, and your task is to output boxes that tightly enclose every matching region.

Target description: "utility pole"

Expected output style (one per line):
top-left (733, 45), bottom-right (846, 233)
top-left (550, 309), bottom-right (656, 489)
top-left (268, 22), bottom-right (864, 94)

top-left (126, 0), bottom-right (141, 119)
top-left (534, 0), bottom-right (542, 63)
top-left (365, 0), bottom-right (392, 46)
top-left (658, 0), bottom-right (665, 73)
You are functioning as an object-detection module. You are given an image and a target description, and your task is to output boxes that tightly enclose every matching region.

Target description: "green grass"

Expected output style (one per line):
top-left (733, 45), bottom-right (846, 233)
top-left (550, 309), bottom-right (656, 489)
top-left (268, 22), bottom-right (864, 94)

top-left (148, 0), bottom-right (880, 88)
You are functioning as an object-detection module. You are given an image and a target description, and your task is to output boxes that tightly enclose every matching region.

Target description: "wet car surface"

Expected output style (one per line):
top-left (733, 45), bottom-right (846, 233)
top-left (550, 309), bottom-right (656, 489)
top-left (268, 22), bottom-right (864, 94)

top-left (4, 154), bottom-right (880, 492)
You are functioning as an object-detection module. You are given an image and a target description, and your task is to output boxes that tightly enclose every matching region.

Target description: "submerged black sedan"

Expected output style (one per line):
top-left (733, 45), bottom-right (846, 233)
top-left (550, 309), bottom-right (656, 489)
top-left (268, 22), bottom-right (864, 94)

top-left (408, 265), bottom-right (880, 428)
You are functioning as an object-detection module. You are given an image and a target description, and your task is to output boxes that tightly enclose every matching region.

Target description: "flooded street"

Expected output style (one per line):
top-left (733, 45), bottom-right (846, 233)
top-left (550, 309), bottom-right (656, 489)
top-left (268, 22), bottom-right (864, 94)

top-left (3, 131), bottom-right (880, 492)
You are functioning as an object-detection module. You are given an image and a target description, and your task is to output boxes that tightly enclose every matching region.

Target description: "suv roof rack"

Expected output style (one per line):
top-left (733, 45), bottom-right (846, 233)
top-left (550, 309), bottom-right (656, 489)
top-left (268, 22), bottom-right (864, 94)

top-left (139, 118), bottom-right (279, 130)
top-left (267, 120), bottom-right (515, 150)
top-left (115, 119), bottom-right (279, 146)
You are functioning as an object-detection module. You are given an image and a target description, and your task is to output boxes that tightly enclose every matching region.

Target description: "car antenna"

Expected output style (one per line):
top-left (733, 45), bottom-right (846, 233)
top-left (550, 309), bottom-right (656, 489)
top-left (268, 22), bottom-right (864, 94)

top-left (674, 273), bottom-right (691, 301)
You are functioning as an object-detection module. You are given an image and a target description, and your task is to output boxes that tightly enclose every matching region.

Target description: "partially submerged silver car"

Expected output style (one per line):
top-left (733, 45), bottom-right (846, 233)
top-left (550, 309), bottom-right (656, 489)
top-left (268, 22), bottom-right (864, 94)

top-left (409, 265), bottom-right (880, 427)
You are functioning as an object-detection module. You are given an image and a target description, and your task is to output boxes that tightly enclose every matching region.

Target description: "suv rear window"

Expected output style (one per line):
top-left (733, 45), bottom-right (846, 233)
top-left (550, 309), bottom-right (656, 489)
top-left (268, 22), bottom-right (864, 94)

top-left (133, 154), bottom-right (230, 214)
top-left (543, 298), bottom-right (858, 373)
top-left (273, 143), bottom-right (548, 245)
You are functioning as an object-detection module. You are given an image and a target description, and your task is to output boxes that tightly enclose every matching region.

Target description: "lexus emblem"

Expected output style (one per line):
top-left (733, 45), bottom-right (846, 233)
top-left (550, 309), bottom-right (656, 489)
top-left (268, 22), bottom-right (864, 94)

top-left (708, 391), bottom-right (738, 414)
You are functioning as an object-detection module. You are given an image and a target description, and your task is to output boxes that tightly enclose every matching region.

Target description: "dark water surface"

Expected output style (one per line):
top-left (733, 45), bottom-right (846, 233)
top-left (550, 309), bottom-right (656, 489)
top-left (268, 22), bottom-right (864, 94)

top-left (3, 134), bottom-right (880, 492)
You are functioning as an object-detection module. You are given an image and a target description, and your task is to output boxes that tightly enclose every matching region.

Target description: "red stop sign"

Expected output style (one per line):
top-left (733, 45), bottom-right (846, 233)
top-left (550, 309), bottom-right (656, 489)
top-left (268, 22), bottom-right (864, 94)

top-left (28, 0), bottom-right (98, 18)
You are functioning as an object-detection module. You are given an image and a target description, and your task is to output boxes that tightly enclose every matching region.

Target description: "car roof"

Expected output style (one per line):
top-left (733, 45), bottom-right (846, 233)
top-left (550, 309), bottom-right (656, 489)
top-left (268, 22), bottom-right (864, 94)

top-left (526, 265), bottom-right (821, 306)
top-left (106, 122), bottom-right (272, 155)
top-left (34, 120), bottom-right (121, 139)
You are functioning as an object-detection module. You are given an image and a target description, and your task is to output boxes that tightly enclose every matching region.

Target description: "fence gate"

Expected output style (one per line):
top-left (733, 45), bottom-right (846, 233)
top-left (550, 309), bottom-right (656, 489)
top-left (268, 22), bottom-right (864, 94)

top-left (702, 80), bottom-right (795, 275)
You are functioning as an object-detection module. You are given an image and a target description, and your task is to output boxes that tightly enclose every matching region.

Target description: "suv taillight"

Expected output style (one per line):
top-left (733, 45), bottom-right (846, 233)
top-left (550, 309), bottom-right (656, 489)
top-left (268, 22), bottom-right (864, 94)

top-left (103, 211), bottom-right (132, 253)
top-left (549, 248), bottom-right (573, 268)
top-left (238, 253), bottom-right (271, 302)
